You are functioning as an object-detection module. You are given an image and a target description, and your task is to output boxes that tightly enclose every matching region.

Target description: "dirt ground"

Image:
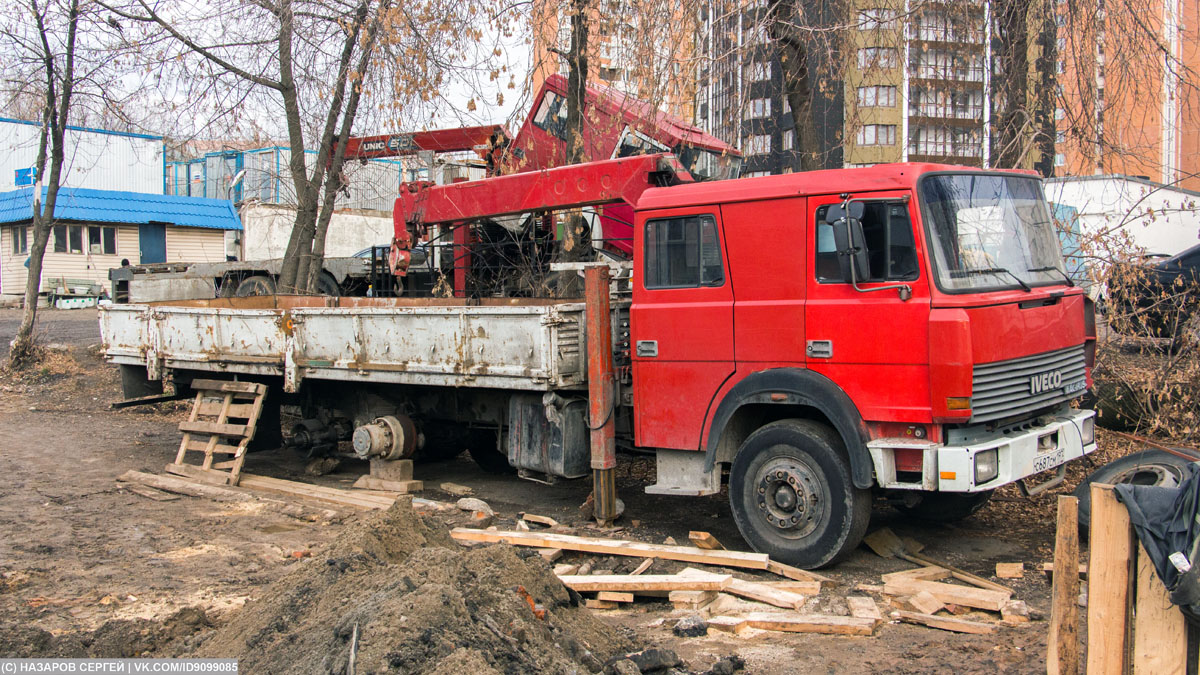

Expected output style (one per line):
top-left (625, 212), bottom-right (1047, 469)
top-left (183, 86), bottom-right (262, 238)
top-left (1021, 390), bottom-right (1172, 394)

top-left (0, 307), bottom-right (1145, 672)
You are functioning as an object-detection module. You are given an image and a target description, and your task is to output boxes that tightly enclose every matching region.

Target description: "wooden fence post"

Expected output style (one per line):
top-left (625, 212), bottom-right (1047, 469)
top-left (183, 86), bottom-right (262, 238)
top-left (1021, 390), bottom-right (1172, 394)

top-left (1087, 484), bottom-right (1135, 675)
top-left (1049, 494), bottom-right (1080, 675)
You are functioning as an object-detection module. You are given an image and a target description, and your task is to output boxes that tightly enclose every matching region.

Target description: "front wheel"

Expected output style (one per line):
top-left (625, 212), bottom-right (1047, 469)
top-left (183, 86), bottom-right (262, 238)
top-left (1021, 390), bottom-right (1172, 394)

top-left (729, 419), bottom-right (871, 569)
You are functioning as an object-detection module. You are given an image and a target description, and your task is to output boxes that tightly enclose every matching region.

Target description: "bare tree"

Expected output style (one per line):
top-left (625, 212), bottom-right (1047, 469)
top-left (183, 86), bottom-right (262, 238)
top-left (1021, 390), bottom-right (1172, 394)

top-left (4, 0), bottom-right (80, 369)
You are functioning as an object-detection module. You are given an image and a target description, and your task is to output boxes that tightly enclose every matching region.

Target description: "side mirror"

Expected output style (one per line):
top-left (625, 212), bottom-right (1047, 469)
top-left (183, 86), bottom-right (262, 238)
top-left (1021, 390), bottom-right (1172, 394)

top-left (832, 214), bottom-right (870, 282)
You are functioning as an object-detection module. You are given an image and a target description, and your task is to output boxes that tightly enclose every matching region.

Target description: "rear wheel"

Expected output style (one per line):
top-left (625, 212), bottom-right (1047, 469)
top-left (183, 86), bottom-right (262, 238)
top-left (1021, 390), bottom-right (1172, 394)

top-left (729, 419), bottom-right (871, 569)
top-left (236, 275), bottom-right (276, 296)
top-left (896, 491), bottom-right (994, 523)
top-left (316, 272), bottom-right (341, 297)
top-left (1073, 449), bottom-right (1193, 532)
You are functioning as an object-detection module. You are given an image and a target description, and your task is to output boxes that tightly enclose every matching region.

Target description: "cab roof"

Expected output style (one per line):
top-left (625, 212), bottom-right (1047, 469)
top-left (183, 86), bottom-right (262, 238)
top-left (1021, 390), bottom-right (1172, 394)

top-left (636, 162), bottom-right (1026, 211)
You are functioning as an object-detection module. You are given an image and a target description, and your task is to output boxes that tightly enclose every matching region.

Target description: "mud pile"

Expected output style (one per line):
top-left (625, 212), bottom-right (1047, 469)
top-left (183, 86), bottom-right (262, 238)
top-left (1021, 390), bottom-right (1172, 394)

top-left (195, 498), bottom-right (633, 673)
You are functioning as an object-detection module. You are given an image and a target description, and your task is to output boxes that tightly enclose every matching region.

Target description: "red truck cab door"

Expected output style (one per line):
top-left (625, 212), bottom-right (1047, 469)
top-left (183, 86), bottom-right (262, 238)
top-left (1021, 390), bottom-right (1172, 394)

top-left (631, 208), bottom-right (735, 449)
top-left (804, 192), bottom-right (933, 424)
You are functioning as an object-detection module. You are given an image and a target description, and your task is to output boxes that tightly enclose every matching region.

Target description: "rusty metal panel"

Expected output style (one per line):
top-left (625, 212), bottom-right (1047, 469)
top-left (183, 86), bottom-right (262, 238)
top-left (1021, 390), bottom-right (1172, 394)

top-left (99, 300), bottom-right (588, 392)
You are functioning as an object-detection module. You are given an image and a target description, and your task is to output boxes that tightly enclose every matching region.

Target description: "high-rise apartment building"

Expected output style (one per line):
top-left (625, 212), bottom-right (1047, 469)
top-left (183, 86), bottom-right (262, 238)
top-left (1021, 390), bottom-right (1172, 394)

top-left (1056, 0), bottom-right (1200, 190)
top-left (692, 0), bottom-right (1049, 175)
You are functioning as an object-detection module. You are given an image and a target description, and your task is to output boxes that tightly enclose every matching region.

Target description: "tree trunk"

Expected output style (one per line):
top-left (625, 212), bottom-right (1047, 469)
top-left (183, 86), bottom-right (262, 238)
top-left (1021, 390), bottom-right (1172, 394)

top-left (275, 0), bottom-right (316, 293)
top-left (9, 0), bottom-right (79, 370)
top-left (992, 0), bottom-right (1031, 168)
top-left (555, 0), bottom-right (593, 297)
top-left (1033, 0), bottom-right (1057, 177)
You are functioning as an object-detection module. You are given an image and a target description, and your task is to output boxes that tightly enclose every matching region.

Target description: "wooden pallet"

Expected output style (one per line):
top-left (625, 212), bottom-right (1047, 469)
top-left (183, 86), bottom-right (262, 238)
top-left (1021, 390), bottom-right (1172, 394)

top-left (166, 379), bottom-right (267, 486)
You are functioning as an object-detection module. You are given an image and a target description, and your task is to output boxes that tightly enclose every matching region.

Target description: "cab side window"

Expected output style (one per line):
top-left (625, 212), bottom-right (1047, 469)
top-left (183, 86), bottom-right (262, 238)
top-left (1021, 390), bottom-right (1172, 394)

top-left (815, 202), bottom-right (919, 283)
top-left (645, 215), bottom-right (724, 289)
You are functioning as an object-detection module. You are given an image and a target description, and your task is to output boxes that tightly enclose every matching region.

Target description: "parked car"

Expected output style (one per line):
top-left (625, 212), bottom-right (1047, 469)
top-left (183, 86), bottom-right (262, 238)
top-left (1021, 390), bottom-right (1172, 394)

top-left (1107, 243), bottom-right (1200, 340)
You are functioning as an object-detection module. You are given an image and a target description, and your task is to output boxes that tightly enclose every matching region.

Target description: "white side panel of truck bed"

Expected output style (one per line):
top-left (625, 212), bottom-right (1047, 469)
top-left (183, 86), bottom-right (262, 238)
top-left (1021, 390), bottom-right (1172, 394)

top-left (100, 300), bottom-right (586, 392)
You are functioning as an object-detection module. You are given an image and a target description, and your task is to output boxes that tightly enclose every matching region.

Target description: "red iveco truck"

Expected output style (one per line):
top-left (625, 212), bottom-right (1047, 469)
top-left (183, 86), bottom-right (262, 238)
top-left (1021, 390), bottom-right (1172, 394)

top-left (101, 156), bottom-right (1096, 568)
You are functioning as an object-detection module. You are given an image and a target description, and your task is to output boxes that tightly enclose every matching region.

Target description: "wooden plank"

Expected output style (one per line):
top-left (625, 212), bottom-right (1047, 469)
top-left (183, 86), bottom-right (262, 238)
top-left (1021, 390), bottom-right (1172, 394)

top-left (1087, 484), bottom-right (1135, 675)
top-left (184, 439), bottom-right (243, 455)
top-left (883, 577), bottom-right (1010, 612)
top-left (584, 598), bottom-right (618, 610)
top-left (995, 562), bottom-right (1025, 579)
top-left (198, 401), bottom-right (256, 418)
top-left (766, 559), bottom-right (833, 585)
top-left (904, 590), bottom-right (945, 615)
top-left (688, 531), bottom-right (724, 550)
top-left (121, 484), bottom-right (180, 502)
top-left (237, 473), bottom-right (395, 510)
top-left (1132, 543), bottom-right (1186, 675)
top-left (597, 591), bottom-right (634, 603)
top-left (742, 612), bottom-right (877, 636)
top-left (174, 391), bottom-right (204, 465)
top-left (724, 578), bottom-right (807, 610)
top-left (846, 596), bottom-right (883, 622)
top-left (352, 475), bottom-right (424, 494)
top-left (630, 559), bottom-right (654, 575)
top-left (191, 379), bottom-right (267, 394)
top-left (450, 529), bottom-right (771, 569)
top-left (1048, 495), bottom-right (1080, 675)
top-left (521, 513), bottom-right (560, 528)
top-left (1042, 562), bottom-right (1089, 578)
top-left (165, 463), bottom-right (231, 486)
top-left (905, 552), bottom-right (1012, 594)
top-left (536, 548), bottom-right (563, 563)
top-left (178, 420), bottom-right (249, 437)
top-left (118, 470), bottom-right (250, 502)
top-left (706, 616), bottom-right (749, 635)
top-left (881, 566), bottom-right (951, 583)
top-left (891, 610), bottom-right (995, 634)
top-left (668, 589), bottom-right (717, 609)
top-left (762, 580), bottom-right (823, 596)
top-left (556, 572), bottom-right (731, 593)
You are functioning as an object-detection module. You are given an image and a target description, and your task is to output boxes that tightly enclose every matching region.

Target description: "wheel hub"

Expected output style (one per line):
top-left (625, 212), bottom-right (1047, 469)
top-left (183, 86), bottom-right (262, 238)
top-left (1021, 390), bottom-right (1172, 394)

top-left (755, 457), bottom-right (822, 537)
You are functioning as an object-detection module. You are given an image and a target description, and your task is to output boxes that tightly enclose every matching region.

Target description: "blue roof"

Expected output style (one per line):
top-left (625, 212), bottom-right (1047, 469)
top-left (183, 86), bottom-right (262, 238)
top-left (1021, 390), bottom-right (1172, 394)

top-left (0, 187), bottom-right (241, 230)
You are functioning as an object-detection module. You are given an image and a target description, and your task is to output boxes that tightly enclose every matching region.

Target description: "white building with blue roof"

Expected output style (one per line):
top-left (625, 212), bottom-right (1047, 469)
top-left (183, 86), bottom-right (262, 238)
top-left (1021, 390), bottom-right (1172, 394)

top-left (0, 118), bottom-right (242, 302)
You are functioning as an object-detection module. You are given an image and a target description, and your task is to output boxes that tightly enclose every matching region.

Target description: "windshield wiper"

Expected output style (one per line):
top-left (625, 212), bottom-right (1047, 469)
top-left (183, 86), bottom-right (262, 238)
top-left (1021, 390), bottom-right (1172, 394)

top-left (952, 267), bottom-right (1032, 292)
top-left (1027, 265), bottom-right (1076, 287)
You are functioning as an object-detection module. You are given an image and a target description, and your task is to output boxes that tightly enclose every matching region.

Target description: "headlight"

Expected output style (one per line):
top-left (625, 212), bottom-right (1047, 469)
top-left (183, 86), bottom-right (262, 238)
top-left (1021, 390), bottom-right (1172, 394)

top-left (974, 448), bottom-right (999, 485)
top-left (1081, 417), bottom-right (1095, 445)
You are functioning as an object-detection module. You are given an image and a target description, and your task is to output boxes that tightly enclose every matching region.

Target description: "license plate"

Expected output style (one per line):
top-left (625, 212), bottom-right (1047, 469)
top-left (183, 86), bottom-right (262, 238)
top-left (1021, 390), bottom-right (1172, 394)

top-left (1033, 447), bottom-right (1066, 473)
top-left (1064, 380), bottom-right (1087, 395)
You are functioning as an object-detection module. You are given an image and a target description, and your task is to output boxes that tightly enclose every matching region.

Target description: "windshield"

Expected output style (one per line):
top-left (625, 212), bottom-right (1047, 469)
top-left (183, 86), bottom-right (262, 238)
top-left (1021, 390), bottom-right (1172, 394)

top-left (920, 174), bottom-right (1067, 292)
top-left (674, 144), bottom-right (741, 181)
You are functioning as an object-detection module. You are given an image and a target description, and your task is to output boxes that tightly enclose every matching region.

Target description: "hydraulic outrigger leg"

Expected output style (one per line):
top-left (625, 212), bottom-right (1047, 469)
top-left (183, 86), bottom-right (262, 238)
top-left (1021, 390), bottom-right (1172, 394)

top-left (585, 265), bottom-right (618, 526)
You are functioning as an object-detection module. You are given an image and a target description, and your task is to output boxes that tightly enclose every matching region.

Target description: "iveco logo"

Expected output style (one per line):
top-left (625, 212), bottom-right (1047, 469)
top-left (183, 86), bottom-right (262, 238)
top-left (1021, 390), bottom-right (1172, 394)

top-left (1030, 369), bottom-right (1063, 394)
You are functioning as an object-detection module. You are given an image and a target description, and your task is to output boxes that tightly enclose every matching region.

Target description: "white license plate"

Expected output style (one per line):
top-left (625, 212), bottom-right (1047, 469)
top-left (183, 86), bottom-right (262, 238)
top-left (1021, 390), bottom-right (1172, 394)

top-left (1033, 447), bottom-right (1066, 473)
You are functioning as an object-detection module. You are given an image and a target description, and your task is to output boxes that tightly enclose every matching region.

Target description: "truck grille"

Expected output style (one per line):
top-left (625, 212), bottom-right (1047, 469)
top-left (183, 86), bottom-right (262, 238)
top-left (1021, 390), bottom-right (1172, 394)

top-left (970, 344), bottom-right (1087, 423)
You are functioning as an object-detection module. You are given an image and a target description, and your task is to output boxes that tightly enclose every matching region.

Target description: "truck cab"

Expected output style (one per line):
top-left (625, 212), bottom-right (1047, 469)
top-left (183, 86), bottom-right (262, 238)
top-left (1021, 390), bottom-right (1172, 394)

top-left (631, 164), bottom-right (1096, 567)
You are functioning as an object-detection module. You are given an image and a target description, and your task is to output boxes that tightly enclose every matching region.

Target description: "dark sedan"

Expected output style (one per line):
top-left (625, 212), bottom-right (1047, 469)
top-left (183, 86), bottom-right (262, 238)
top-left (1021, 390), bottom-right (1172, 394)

top-left (1107, 243), bottom-right (1200, 340)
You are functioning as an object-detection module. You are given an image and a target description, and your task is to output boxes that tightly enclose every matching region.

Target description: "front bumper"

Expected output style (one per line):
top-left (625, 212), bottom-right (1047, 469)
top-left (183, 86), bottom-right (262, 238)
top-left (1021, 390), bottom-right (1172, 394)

top-left (868, 407), bottom-right (1097, 492)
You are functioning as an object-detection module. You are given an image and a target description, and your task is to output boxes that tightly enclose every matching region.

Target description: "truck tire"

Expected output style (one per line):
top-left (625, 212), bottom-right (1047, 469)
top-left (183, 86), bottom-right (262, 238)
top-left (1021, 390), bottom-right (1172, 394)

top-left (729, 419), bottom-right (872, 569)
top-left (236, 275), bottom-right (276, 296)
top-left (1072, 449), bottom-right (1193, 533)
top-left (895, 491), bottom-right (994, 523)
top-left (316, 272), bottom-right (341, 297)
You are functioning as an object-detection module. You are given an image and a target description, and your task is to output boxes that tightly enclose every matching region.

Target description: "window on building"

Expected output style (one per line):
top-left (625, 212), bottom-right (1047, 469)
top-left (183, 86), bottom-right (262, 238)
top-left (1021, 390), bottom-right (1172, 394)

top-left (856, 124), bottom-right (896, 146)
top-left (1055, 153), bottom-right (1066, 166)
top-left (745, 60), bottom-right (772, 81)
top-left (907, 125), bottom-right (982, 158)
top-left (11, 226), bottom-right (28, 254)
top-left (783, 129), bottom-right (795, 150)
top-left (53, 225), bottom-right (86, 254)
top-left (857, 85), bottom-right (897, 108)
top-left (857, 8), bottom-right (898, 30)
top-left (783, 97), bottom-right (792, 114)
top-left (88, 225), bottom-right (117, 255)
top-left (815, 202), bottom-right (918, 282)
top-left (858, 47), bottom-right (898, 70)
top-left (745, 134), bottom-right (772, 155)
top-left (743, 98), bottom-right (771, 120)
top-left (744, 171), bottom-right (771, 178)
top-left (644, 215), bottom-right (724, 289)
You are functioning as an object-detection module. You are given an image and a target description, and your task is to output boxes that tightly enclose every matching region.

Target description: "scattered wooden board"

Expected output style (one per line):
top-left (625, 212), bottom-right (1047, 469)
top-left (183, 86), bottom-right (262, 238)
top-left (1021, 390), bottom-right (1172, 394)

top-left (352, 475), bottom-right (423, 494)
top-left (451, 529), bottom-right (770, 570)
top-left (689, 531), bottom-right (724, 550)
top-left (766, 559), bottom-right (833, 586)
top-left (537, 548), bottom-right (563, 562)
top-left (1041, 562), bottom-right (1089, 579)
top-left (725, 578), bottom-right (807, 610)
top-left (585, 598), bottom-right (618, 610)
top-left (521, 513), bottom-right (560, 528)
top-left (597, 591), bottom-right (634, 603)
top-left (995, 562), bottom-right (1024, 579)
top-left (119, 470), bottom-right (249, 502)
top-left (742, 612), bottom-right (877, 636)
top-left (669, 590), bottom-right (717, 610)
top-left (121, 484), bottom-right (180, 502)
top-left (707, 616), bottom-right (751, 635)
top-left (904, 590), bottom-right (945, 615)
top-left (881, 566), bottom-right (951, 583)
top-left (891, 610), bottom-right (996, 634)
top-left (762, 580), bottom-right (822, 596)
top-left (854, 584), bottom-right (885, 594)
top-left (883, 577), bottom-right (1011, 612)
top-left (238, 473), bottom-right (396, 510)
top-left (557, 572), bottom-right (731, 593)
top-left (553, 564), bottom-right (578, 576)
top-left (630, 559), bottom-right (654, 575)
top-left (847, 596), bottom-right (884, 622)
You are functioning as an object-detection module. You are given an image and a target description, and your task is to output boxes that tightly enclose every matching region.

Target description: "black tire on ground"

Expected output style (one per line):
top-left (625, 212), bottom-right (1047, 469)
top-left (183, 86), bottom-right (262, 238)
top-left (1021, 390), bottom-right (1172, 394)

top-left (729, 419), bottom-right (872, 569)
top-left (236, 275), bottom-right (276, 297)
top-left (895, 490), bottom-right (994, 523)
top-left (315, 272), bottom-right (341, 297)
top-left (1073, 449), bottom-right (1194, 532)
